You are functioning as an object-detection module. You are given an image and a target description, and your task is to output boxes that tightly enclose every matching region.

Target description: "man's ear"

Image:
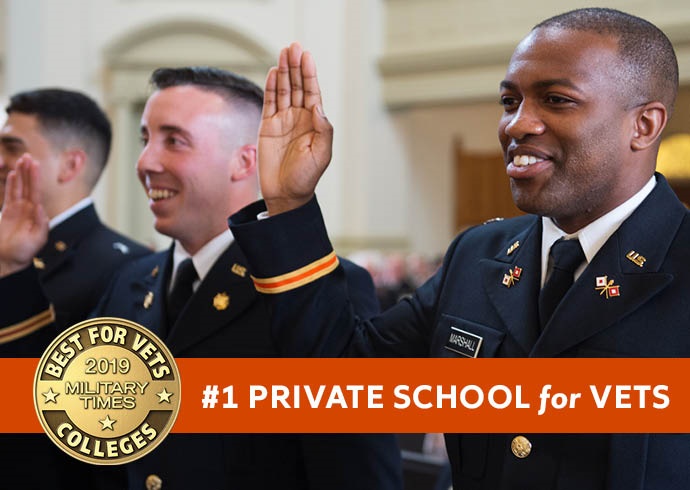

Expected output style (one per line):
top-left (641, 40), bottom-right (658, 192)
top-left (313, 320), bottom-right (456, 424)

top-left (631, 102), bottom-right (667, 151)
top-left (230, 144), bottom-right (257, 181)
top-left (58, 149), bottom-right (87, 184)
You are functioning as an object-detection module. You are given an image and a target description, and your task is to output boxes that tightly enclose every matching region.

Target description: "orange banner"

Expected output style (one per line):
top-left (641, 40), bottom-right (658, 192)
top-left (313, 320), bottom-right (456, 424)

top-left (3, 358), bottom-right (689, 433)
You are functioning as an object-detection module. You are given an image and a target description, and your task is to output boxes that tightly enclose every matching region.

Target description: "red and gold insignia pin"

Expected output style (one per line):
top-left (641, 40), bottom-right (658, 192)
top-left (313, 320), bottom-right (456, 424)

top-left (595, 276), bottom-right (621, 299)
top-left (502, 266), bottom-right (522, 288)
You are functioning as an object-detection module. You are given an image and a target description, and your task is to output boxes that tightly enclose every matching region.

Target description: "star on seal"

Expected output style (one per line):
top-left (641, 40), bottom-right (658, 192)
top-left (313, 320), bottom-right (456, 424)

top-left (157, 388), bottom-right (173, 404)
top-left (42, 388), bottom-right (59, 403)
top-left (99, 415), bottom-right (116, 431)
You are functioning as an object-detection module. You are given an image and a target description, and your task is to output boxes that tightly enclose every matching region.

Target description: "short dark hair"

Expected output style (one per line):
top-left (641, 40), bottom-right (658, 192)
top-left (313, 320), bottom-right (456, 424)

top-left (535, 8), bottom-right (679, 113)
top-left (149, 66), bottom-right (263, 114)
top-left (6, 88), bottom-right (112, 187)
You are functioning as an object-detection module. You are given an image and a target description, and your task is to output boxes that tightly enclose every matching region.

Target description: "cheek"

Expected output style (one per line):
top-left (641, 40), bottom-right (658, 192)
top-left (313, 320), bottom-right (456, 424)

top-left (497, 119), bottom-right (509, 146)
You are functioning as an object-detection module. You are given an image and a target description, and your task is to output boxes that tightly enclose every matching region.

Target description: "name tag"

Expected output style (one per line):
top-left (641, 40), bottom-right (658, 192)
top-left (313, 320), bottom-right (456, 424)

top-left (445, 327), bottom-right (483, 358)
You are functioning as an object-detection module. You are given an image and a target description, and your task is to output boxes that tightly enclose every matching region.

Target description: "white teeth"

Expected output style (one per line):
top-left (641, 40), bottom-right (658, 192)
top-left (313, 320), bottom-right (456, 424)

top-left (512, 155), bottom-right (544, 167)
top-left (148, 189), bottom-right (176, 201)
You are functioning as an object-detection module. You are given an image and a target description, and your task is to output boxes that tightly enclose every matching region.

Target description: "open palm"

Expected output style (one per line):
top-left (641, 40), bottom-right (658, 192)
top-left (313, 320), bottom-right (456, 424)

top-left (0, 155), bottom-right (48, 277)
top-left (258, 43), bottom-right (333, 215)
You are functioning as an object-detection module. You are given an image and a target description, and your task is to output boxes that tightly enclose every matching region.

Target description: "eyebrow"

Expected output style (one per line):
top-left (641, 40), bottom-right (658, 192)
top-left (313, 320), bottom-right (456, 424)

top-left (500, 79), bottom-right (584, 93)
top-left (0, 136), bottom-right (25, 146)
top-left (140, 124), bottom-right (193, 141)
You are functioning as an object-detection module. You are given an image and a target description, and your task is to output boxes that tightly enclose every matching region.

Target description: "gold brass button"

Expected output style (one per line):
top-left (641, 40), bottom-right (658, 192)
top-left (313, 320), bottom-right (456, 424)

top-left (146, 474), bottom-right (162, 490)
top-left (511, 435), bottom-right (532, 458)
top-left (55, 241), bottom-right (67, 252)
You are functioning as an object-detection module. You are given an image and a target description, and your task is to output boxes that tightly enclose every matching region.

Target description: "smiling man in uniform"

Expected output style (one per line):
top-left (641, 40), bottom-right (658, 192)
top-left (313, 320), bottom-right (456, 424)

top-left (228, 8), bottom-right (690, 490)
top-left (0, 69), bottom-right (401, 489)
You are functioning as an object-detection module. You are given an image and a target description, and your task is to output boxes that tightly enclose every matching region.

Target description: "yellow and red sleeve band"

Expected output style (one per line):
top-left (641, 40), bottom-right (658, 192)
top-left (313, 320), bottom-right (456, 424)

top-left (0, 306), bottom-right (55, 345)
top-left (252, 251), bottom-right (339, 294)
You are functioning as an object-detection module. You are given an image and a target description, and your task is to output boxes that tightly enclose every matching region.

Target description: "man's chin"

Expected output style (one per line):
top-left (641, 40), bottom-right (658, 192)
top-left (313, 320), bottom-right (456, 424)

top-left (152, 221), bottom-right (175, 240)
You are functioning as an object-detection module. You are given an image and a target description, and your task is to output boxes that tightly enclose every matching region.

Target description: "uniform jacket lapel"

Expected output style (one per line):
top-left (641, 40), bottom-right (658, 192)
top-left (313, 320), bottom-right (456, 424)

top-left (531, 175), bottom-right (681, 357)
top-left (480, 218), bottom-right (542, 356)
top-left (165, 242), bottom-right (256, 356)
top-left (126, 251), bottom-right (170, 338)
top-left (37, 205), bottom-right (101, 280)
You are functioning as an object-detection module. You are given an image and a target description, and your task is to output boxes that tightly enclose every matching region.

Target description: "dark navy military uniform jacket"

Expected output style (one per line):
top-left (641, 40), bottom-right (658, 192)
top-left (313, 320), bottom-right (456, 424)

top-left (0, 204), bottom-right (150, 489)
top-left (0, 234), bottom-right (401, 489)
top-left (92, 242), bottom-right (402, 490)
top-left (229, 174), bottom-right (690, 490)
top-left (0, 204), bottom-right (150, 355)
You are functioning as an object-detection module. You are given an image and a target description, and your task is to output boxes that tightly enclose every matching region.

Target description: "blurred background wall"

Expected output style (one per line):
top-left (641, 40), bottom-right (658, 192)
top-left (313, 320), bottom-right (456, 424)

top-left (1, 0), bottom-right (689, 255)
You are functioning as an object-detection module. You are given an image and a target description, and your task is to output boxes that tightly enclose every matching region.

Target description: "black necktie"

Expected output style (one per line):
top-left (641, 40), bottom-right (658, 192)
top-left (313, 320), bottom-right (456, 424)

top-left (167, 258), bottom-right (198, 328)
top-left (539, 238), bottom-right (585, 328)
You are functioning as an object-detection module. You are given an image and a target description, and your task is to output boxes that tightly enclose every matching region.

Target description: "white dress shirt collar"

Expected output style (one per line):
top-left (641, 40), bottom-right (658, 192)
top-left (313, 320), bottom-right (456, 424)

top-left (49, 197), bottom-right (93, 230)
top-left (171, 230), bottom-right (234, 292)
top-left (540, 175), bottom-right (656, 286)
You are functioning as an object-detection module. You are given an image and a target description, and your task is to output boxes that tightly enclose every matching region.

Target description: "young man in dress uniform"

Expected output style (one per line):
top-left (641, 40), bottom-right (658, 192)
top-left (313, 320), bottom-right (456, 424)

top-left (0, 70), bottom-right (401, 489)
top-left (0, 89), bottom-right (150, 487)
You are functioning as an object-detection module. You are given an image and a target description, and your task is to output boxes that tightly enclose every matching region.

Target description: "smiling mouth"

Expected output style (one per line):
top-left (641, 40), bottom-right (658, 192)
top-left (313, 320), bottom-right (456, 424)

top-left (147, 188), bottom-right (178, 201)
top-left (512, 155), bottom-right (547, 167)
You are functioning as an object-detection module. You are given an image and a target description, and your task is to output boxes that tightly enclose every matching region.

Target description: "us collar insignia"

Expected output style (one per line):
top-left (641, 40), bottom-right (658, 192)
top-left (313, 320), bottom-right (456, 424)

top-left (231, 263), bottom-right (247, 278)
top-left (150, 266), bottom-right (159, 278)
top-left (507, 241), bottom-right (520, 255)
top-left (33, 257), bottom-right (46, 270)
top-left (595, 276), bottom-right (621, 299)
top-left (626, 250), bottom-right (646, 268)
top-left (213, 292), bottom-right (230, 311)
top-left (502, 266), bottom-right (523, 288)
top-left (55, 241), bottom-right (67, 252)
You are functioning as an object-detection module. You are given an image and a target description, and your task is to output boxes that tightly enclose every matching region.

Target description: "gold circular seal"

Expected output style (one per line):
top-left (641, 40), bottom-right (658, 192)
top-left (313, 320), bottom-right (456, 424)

top-left (33, 317), bottom-right (181, 465)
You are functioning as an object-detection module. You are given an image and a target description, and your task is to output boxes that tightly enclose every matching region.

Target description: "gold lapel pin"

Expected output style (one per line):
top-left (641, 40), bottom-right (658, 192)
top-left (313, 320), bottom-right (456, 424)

top-left (151, 265), bottom-right (159, 278)
top-left (507, 241), bottom-right (520, 255)
top-left (626, 250), bottom-right (646, 268)
top-left (55, 241), bottom-right (67, 252)
top-left (33, 257), bottom-right (46, 270)
top-left (143, 291), bottom-right (154, 309)
top-left (595, 276), bottom-right (621, 299)
top-left (231, 263), bottom-right (247, 278)
top-left (213, 292), bottom-right (230, 311)
top-left (502, 266), bottom-right (523, 288)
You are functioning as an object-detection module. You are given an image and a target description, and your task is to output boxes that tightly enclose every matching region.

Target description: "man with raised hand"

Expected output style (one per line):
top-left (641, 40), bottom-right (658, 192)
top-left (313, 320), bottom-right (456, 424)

top-left (0, 89), bottom-right (150, 489)
top-left (0, 89), bottom-right (150, 353)
top-left (230, 8), bottom-right (690, 490)
top-left (0, 69), bottom-right (401, 489)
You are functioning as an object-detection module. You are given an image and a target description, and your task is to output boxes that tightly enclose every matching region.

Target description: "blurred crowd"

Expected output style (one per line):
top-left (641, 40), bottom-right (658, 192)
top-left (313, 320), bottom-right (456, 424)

top-left (348, 251), bottom-right (443, 310)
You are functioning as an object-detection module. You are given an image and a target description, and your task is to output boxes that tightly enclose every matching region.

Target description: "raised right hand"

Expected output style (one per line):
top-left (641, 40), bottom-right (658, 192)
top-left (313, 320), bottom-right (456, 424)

top-left (258, 42), bottom-right (334, 216)
top-left (0, 154), bottom-right (49, 277)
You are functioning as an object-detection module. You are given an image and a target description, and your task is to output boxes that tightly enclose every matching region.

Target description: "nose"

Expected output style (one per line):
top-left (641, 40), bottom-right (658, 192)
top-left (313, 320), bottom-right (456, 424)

top-left (136, 142), bottom-right (164, 179)
top-left (503, 100), bottom-right (545, 140)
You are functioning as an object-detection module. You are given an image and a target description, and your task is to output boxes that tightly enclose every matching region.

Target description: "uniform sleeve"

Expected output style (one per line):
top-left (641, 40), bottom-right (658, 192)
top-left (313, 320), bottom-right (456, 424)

top-left (229, 196), bottom-right (444, 358)
top-left (0, 266), bottom-right (55, 354)
top-left (339, 257), bottom-right (380, 318)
